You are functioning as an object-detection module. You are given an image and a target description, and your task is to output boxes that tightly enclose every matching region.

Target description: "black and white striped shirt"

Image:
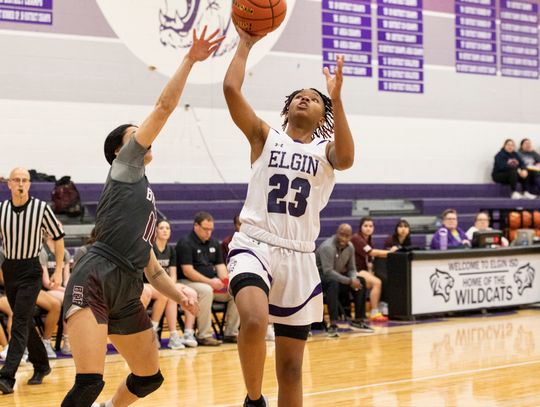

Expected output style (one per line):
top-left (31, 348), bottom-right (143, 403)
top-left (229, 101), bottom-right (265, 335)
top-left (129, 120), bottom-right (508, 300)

top-left (0, 197), bottom-right (65, 260)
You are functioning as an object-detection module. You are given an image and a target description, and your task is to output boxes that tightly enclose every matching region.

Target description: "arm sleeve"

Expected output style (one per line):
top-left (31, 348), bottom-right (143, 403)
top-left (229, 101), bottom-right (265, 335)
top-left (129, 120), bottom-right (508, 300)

top-left (319, 245), bottom-right (351, 285)
top-left (346, 246), bottom-right (357, 280)
top-left (110, 136), bottom-right (147, 183)
top-left (42, 205), bottom-right (65, 240)
top-left (517, 154), bottom-right (527, 169)
top-left (493, 152), bottom-right (509, 172)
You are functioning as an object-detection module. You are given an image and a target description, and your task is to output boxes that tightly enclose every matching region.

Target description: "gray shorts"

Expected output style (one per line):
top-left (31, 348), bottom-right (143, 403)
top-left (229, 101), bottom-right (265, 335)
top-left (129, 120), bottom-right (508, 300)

top-left (63, 252), bottom-right (152, 335)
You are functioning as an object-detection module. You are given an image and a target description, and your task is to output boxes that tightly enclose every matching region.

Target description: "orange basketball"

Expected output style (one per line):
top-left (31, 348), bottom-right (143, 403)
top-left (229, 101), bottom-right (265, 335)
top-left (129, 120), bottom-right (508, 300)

top-left (533, 210), bottom-right (540, 228)
top-left (522, 211), bottom-right (533, 228)
top-left (507, 211), bottom-right (521, 229)
top-left (232, 0), bottom-right (287, 36)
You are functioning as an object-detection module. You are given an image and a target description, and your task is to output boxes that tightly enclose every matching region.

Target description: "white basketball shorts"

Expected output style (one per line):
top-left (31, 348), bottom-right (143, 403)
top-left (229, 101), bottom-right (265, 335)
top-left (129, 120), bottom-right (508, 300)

top-left (227, 231), bottom-right (323, 326)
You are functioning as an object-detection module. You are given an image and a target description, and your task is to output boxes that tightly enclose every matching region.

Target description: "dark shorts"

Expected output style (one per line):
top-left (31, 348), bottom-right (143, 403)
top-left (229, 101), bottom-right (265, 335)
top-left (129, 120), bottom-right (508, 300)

top-left (63, 252), bottom-right (152, 335)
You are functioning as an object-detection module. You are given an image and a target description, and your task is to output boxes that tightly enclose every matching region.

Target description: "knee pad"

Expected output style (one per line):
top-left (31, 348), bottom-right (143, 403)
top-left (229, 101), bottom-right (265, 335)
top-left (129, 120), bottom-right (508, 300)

top-left (126, 370), bottom-right (164, 398)
top-left (274, 323), bottom-right (311, 341)
top-left (61, 373), bottom-right (105, 407)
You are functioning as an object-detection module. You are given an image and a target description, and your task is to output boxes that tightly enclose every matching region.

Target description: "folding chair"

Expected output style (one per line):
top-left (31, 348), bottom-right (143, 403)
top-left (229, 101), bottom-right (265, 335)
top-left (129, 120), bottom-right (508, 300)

top-left (211, 300), bottom-right (228, 340)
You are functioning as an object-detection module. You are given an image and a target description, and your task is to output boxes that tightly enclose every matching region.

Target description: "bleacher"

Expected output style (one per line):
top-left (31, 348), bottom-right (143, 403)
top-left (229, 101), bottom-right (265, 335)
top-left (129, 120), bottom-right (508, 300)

top-left (4, 182), bottom-right (540, 249)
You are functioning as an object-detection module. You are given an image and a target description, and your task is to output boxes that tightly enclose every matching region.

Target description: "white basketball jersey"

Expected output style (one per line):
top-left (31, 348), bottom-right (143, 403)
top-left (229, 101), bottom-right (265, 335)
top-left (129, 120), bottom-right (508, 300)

top-left (240, 128), bottom-right (335, 244)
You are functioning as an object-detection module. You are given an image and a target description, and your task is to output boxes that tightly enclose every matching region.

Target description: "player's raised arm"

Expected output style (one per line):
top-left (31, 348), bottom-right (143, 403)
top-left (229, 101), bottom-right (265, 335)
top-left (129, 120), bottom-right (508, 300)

top-left (135, 27), bottom-right (224, 149)
top-left (223, 27), bottom-right (270, 162)
top-left (324, 55), bottom-right (355, 170)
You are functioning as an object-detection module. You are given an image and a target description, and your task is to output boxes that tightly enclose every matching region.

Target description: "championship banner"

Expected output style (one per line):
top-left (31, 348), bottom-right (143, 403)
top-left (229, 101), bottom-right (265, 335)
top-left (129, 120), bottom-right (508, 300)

top-left (411, 252), bottom-right (540, 314)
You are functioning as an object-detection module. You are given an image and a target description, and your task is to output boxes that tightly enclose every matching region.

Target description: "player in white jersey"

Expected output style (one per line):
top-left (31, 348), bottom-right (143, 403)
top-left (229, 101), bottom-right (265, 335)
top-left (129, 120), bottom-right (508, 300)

top-left (223, 25), bottom-right (355, 407)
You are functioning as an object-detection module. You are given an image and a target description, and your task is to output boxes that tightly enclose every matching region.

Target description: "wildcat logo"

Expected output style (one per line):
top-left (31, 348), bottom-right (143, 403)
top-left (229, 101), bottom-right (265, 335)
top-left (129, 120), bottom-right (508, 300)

top-left (159, 0), bottom-right (238, 57)
top-left (514, 263), bottom-right (535, 295)
top-left (96, 0), bottom-right (296, 84)
top-left (227, 258), bottom-right (238, 274)
top-left (430, 269), bottom-right (455, 302)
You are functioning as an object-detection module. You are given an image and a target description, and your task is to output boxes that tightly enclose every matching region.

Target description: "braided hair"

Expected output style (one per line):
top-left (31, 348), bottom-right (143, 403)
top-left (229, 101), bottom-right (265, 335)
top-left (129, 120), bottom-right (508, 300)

top-left (280, 88), bottom-right (334, 139)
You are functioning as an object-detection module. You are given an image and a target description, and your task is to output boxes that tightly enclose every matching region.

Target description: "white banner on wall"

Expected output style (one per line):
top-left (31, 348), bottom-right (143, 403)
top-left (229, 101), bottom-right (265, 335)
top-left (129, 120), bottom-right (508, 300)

top-left (411, 252), bottom-right (540, 314)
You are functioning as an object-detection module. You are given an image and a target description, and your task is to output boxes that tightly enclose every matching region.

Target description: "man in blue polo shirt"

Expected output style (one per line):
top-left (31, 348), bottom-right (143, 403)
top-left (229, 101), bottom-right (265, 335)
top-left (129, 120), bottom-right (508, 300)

top-left (176, 211), bottom-right (239, 346)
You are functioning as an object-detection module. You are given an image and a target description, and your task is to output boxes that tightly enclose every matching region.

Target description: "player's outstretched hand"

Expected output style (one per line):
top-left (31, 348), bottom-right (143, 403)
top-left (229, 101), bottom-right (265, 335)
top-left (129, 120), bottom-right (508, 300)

top-left (323, 54), bottom-right (344, 100)
top-left (188, 26), bottom-right (225, 62)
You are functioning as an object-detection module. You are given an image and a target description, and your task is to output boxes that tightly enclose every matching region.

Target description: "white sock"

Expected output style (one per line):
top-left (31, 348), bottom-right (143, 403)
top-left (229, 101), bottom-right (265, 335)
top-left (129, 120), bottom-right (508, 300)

top-left (170, 330), bottom-right (178, 338)
top-left (91, 401), bottom-right (114, 407)
top-left (184, 329), bottom-right (194, 335)
top-left (151, 320), bottom-right (159, 331)
top-left (370, 309), bottom-right (380, 315)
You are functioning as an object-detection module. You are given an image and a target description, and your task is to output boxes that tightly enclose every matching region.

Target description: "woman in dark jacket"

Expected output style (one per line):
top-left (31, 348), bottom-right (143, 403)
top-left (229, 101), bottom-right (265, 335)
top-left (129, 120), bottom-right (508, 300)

top-left (518, 138), bottom-right (540, 194)
top-left (383, 219), bottom-right (412, 250)
top-left (492, 139), bottom-right (535, 199)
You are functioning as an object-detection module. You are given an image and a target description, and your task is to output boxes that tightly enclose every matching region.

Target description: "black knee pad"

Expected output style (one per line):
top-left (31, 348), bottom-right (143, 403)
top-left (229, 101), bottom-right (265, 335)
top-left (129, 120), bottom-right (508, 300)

top-left (126, 370), bottom-right (164, 398)
top-left (61, 373), bottom-right (105, 407)
top-left (274, 323), bottom-right (311, 341)
top-left (230, 272), bottom-right (269, 299)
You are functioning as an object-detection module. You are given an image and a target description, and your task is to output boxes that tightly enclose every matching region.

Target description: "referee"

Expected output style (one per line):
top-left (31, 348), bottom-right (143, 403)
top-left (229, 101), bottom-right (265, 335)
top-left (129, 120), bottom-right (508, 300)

top-left (0, 167), bottom-right (65, 394)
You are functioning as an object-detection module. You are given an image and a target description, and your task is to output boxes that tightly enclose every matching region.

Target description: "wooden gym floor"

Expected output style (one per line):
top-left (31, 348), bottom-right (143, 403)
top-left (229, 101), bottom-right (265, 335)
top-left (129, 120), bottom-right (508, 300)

top-left (3, 308), bottom-right (540, 406)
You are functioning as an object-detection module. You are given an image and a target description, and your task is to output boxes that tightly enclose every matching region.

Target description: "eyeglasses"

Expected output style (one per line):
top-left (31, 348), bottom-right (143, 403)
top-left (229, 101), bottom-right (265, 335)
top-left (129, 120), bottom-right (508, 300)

top-left (196, 224), bottom-right (214, 233)
top-left (9, 178), bottom-right (30, 184)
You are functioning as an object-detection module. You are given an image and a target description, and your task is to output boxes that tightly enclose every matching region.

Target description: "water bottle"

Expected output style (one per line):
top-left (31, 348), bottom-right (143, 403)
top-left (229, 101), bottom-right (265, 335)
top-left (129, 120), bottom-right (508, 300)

top-left (439, 228), bottom-right (448, 250)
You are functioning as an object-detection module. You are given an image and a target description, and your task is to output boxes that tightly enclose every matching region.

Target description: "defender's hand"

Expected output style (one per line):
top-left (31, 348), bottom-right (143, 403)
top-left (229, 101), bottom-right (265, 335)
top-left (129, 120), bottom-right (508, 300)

top-left (187, 26), bottom-right (225, 62)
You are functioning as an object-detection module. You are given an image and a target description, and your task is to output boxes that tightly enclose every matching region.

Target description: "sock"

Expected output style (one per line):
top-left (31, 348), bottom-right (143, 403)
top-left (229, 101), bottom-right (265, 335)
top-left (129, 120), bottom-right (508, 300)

top-left (91, 402), bottom-right (114, 407)
top-left (371, 308), bottom-right (380, 315)
top-left (184, 329), bottom-right (194, 335)
top-left (169, 330), bottom-right (178, 338)
top-left (151, 320), bottom-right (159, 331)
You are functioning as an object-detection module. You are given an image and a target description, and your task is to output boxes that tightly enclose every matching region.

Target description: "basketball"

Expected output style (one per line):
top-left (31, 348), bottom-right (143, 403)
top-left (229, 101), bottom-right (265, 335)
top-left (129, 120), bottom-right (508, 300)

top-left (231, 0), bottom-right (287, 36)
top-left (508, 211), bottom-right (521, 229)
top-left (522, 210), bottom-right (532, 228)
top-left (534, 210), bottom-right (540, 228)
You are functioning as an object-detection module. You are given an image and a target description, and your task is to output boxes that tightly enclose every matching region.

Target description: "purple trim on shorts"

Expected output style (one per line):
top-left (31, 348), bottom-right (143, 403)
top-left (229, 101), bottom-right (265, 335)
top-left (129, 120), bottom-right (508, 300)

top-left (269, 283), bottom-right (323, 317)
top-left (227, 248), bottom-right (272, 282)
top-left (317, 140), bottom-right (330, 145)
